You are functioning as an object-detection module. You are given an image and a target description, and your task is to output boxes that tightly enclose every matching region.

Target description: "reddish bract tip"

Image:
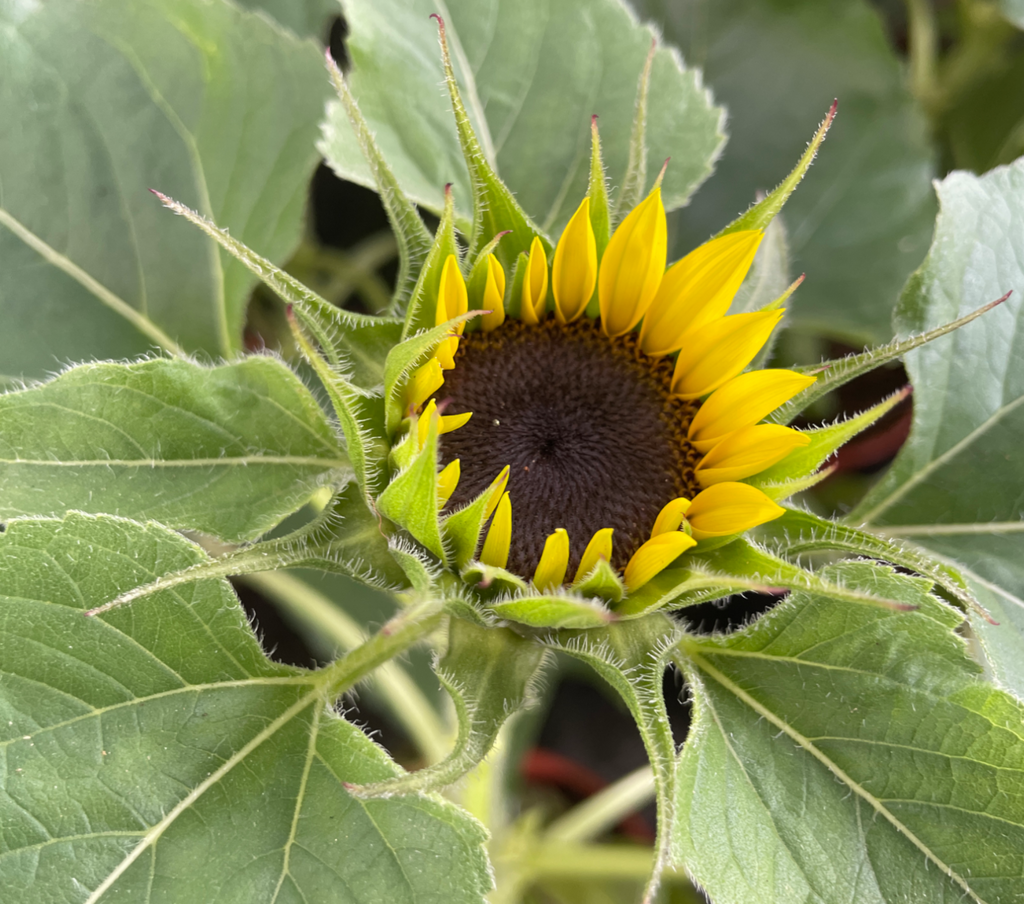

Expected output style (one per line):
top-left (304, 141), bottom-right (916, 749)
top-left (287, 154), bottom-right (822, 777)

top-left (430, 12), bottom-right (445, 32)
top-left (990, 289), bottom-right (1013, 309)
top-left (828, 98), bottom-right (838, 118)
top-left (284, 303), bottom-right (294, 321)
top-left (444, 182), bottom-right (453, 197)
top-left (591, 113), bottom-right (598, 126)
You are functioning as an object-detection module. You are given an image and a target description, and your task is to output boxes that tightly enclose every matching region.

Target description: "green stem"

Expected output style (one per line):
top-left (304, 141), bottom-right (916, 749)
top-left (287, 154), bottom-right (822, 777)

top-left (241, 572), bottom-right (449, 764)
top-left (906, 0), bottom-right (939, 111)
top-left (320, 598), bottom-right (445, 699)
top-left (545, 765), bottom-right (655, 844)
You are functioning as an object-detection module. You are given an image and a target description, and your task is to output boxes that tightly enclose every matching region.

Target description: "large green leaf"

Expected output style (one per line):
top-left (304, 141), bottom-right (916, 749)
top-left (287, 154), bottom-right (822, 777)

top-left (236, 0), bottom-right (337, 38)
top-left (320, 0), bottom-right (725, 237)
top-left (853, 158), bottom-right (1024, 697)
top-left (636, 0), bottom-right (936, 345)
top-left (0, 512), bottom-right (490, 904)
top-left (0, 0), bottom-right (329, 380)
top-left (0, 358), bottom-right (347, 542)
top-left (674, 562), bottom-right (1024, 904)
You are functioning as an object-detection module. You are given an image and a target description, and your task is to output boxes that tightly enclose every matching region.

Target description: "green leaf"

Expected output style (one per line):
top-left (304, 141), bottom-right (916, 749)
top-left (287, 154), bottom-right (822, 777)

top-left (852, 159), bottom-right (1024, 695)
top-left (351, 618), bottom-right (546, 796)
top-left (0, 512), bottom-right (491, 903)
top-left (0, 358), bottom-right (345, 543)
top-left (760, 508), bottom-right (983, 619)
top-left (674, 562), bottom-right (1024, 903)
top-left (320, 0), bottom-right (724, 239)
top-left (0, 0), bottom-right (329, 378)
top-left (235, 0), bottom-right (337, 39)
top-left (638, 0), bottom-right (936, 345)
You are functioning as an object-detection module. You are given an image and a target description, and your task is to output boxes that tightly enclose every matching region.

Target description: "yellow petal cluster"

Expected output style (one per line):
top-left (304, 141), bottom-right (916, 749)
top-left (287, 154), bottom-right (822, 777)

top-left (406, 172), bottom-right (817, 599)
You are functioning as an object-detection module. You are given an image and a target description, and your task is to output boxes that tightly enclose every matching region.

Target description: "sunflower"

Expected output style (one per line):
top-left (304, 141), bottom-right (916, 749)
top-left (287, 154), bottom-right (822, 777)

top-left (401, 177), bottom-right (815, 598)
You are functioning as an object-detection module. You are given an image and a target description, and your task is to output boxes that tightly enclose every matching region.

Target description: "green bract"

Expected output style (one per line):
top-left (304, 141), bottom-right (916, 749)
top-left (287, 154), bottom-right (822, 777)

top-left (2, 1), bottom-right (1024, 903)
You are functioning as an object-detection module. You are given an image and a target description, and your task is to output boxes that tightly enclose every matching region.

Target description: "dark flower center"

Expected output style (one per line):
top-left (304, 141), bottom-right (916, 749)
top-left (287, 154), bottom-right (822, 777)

top-left (436, 319), bottom-right (700, 577)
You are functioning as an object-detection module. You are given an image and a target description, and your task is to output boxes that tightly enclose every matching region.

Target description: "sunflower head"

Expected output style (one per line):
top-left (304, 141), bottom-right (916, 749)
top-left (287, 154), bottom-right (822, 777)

top-left (312, 23), bottom-right (878, 630)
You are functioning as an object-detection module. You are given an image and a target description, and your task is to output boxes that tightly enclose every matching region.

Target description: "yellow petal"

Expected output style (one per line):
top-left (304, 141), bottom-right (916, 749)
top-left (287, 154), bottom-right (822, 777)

top-left (439, 411), bottom-right (472, 435)
top-left (437, 253), bottom-right (468, 324)
top-left (437, 459), bottom-right (460, 507)
top-left (685, 483), bottom-right (786, 540)
top-left (553, 197), bottom-right (597, 324)
top-left (650, 497), bottom-right (692, 538)
top-left (688, 369), bottom-right (817, 453)
top-left (435, 254), bottom-right (468, 369)
top-left (418, 403), bottom-right (469, 447)
top-left (484, 465), bottom-right (510, 519)
top-left (623, 531), bottom-right (697, 592)
top-left (534, 527), bottom-right (570, 591)
top-left (480, 492), bottom-right (512, 568)
top-left (574, 527), bottom-right (614, 583)
top-left (670, 310), bottom-right (785, 399)
top-left (639, 230), bottom-right (763, 356)
top-left (696, 424), bottom-right (811, 486)
top-left (520, 236), bottom-right (549, 325)
top-left (417, 399), bottom-right (438, 448)
top-left (406, 357), bottom-right (444, 410)
top-left (481, 255), bottom-right (507, 332)
top-left (599, 186), bottom-right (667, 337)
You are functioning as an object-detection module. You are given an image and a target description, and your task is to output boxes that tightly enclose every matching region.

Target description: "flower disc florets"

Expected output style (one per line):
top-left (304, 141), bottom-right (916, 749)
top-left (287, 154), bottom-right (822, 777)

top-left (438, 318), bottom-right (700, 577)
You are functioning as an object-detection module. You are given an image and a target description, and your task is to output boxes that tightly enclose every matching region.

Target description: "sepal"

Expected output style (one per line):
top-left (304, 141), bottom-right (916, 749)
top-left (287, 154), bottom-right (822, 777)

top-left (572, 557), bottom-right (626, 604)
top-left (376, 415), bottom-right (446, 562)
top-left (487, 592), bottom-right (615, 630)
top-left (716, 101), bottom-right (836, 238)
top-left (325, 53), bottom-right (433, 312)
top-left (401, 184), bottom-right (461, 339)
top-left (749, 386), bottom-right (911, 500)
top-left (443, 466), bottom-right (510, 570)
top-left (770, 294), bottom-right (1009, 425)
top-left (432, 15), bottom-right (549, 269)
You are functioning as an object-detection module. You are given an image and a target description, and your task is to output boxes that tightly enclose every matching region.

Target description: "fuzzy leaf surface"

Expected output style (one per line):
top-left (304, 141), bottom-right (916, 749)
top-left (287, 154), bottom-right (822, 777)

top-left (853, 159), bottom-right (1024, 697)
top-left (0, 358), bottom-right (346, 542)
top-left (675, 562), bottom-right (1024, 904)
top-left (637, 0), bottom-right (936, 345)
top-left (0, 0), bottom-right (328, 379)
top-left (0, 512), bottom-right (491, 904)
top-left (321, 0), bottom-right (724, 236)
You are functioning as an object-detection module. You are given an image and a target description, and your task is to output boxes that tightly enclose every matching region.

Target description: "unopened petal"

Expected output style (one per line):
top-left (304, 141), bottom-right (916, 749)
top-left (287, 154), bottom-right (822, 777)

top-left (520, 236), bottom-right (549, 325)
top-left (553, 197), bottom-right (597, 324)
top-left (640, 230), bottom-right (763, 356)
top-left (481, 255), bottom-right (506, 332)
top-left (688, 370), bottom-right (816, 452)
top-left (574, 527), bottom-right (614, 583)
top-left (438, 254), bottom-right (468, 324)
top-left (534, 527), bottom-right (570, 590)
top-left (670, 310), bottom-right (785, 399)
top-left (623, 531), bottom-right (697, 591)
top-left (437, 459), bottom-right (460, 507)
top-left (686, 483), bottom-right (786, 540)
top-left (480, 492), bottom-right (512, 568)
top-left (484, 465), bottom-right (510, 519)
top-left (599, 187), bottom-right (667, 337)
top-left (406, 358), bottom-right (444, 410)
top-left (439, 411), bottom-right (472, 435)
top-left (696, 424), bottom-right (811, 486)
top-left (417, 399), bottom-right (438, 448)
top-left (650, 497), bottom-right (692, 538)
